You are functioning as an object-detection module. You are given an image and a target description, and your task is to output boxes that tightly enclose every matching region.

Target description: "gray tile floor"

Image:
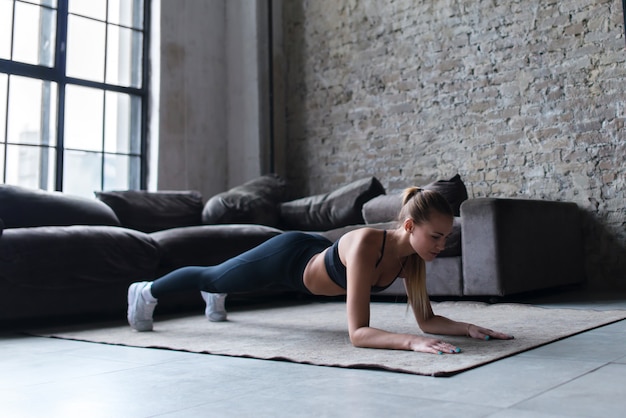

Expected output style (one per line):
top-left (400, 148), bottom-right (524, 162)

top-left (2, 290), bottom-right (626, 418)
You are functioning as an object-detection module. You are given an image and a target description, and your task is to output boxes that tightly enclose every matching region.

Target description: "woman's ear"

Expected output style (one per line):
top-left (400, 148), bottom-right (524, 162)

top-left (403, 218), bottom-right (414, 233)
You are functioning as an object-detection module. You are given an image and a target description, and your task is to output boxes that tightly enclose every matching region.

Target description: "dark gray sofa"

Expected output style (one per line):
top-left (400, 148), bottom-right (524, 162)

top-left (0, 174), bottom-right (586, 323)
top-left (0, 176), bottom-right (384, 322)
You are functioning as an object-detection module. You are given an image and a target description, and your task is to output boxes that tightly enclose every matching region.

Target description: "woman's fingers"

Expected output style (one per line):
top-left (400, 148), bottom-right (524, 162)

top-left (410, 336), bottom-right (462, 354)
top-left (414, 327), bottom-right (515, 355)
top-left (487, 330), bottom-right (515, 340)
top-left (472, 326), bottom-right (514, 340)
top-left (431, 340), bottom-right (462, 355)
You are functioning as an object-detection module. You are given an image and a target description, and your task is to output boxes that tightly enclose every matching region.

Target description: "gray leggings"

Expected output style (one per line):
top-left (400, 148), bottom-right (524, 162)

top-left (150, 232), bottom-right (332, 298)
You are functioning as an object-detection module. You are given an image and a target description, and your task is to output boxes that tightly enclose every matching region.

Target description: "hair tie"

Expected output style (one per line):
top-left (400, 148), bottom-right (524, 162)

top-left (411, 187), bottom-right (424, 199)
top-left (401, 186), bottom-right (424, 206)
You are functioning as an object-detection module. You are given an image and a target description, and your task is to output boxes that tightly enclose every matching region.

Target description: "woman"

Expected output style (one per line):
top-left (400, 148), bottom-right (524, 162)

top-left (127, 187), bottom-right (513, 354)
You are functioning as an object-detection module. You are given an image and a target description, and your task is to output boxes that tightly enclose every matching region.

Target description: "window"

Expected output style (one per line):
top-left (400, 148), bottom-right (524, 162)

top-left (0, 0), bottom-right (149, 197)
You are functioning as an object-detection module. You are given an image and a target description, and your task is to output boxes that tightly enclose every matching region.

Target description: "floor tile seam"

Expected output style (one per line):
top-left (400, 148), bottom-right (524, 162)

top-left (17, 362), bottom-right (161, 389)
top-left (494, 406), bottom-right (583, 418)
top-left (516, 349), bottom-right (626, 364)
top-left (505, 362), bottom-right (611, 410)
top-left (64, 351), bottom-right (196, 368)
top-left (606, 361), bottom-right (626, 368)
top-left (56, 344), bottom-right (187, 370)
top-left (143, 400), bottom-right (225, 418)
top-left (251, 384), bottom-right (506, 412)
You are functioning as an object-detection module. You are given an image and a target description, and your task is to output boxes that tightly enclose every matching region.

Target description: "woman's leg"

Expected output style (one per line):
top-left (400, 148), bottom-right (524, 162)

top-left (150, 232), bottom-right (330, 297)
top-left (127, 232), bottom-right (331, 331)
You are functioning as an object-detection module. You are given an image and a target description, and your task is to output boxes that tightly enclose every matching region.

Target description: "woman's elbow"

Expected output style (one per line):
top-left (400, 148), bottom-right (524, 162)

top-left (416, 319), bottom-right (435, 334)
top-left (349, 328), bottom-right (368, 348)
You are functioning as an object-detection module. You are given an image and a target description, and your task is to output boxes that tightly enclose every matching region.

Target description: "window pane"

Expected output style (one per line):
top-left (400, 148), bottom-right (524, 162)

top-left (21, 1), bottom-right (58, 6)
top-left (104, 154), bottom-right (139, 190)
top-left (66, 15), bottom-right (105, 82)
top-left (64, 84), bottom-right (103, 152)
top-left (68, 0), bottom-right (105, 21)
top-left (108, 0), bottom-right (144, 29)
top-left (7, 76), bottom-right (58, 146)
top-left (13, 2), bottom-right (56, 67)
top-left (0, 0), bottom-right (13, 60)
top-left (0, 73), bottom-right (6, 143)
top-left (104, 91), bottom-right (140, 154)
top-left (106, 25), bottom-right (143, 88)
top-left (3, 0), bottom-right (147, 193)
top-left (6, 144), bottom-right (56, 190)
top-left (63, 149), bottom-right (101, 197)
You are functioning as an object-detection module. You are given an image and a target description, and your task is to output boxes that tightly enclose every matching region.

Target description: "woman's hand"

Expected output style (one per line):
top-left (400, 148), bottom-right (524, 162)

top-left (408, 335), bottom-right (462, 355)
top-left (466, 324), bottom-right (514, 340)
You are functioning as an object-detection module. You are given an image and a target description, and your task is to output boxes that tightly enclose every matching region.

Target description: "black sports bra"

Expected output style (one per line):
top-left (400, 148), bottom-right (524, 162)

top-left (323, 230), bottom-right (403, 292)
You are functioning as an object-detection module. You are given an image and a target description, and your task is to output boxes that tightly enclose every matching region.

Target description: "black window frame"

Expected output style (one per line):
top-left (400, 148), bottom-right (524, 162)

top-left (0, 0), bottom-right (151, 192)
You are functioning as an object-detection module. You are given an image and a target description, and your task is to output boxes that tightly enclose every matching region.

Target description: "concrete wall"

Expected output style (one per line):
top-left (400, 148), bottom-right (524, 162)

top-left (280, 0), bottom-right (626, 288)
top-left (227, 1), bottom-right (272, 185)
top-left (156, 0), bottom-right (270, 199)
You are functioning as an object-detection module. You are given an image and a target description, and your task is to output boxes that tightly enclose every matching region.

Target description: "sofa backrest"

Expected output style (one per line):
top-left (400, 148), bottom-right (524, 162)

top-left (95, 190), bottom-right (204, 233)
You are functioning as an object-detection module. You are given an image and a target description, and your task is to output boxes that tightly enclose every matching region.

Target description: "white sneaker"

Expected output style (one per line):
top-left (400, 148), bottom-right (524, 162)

top-left (201, 292), bottom-right (228, 322)
top-left (127, 282), bottom-right (157, 331)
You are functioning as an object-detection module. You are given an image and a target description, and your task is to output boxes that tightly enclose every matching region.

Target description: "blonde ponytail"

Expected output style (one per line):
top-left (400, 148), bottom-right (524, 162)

top-left (403, 253), bottom-right (432, 320)
top-left (398, 187), bottom-right (453, 320)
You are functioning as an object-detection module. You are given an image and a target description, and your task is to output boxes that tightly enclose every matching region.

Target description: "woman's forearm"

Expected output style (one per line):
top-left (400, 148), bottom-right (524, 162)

top-left (418, 315), bottom-right (470, 336)
top-left (419, 315), bottom-right (515, 340)
top-left (349, 326), bottom-right (462, 354)
top-left (350, 326), bottom-right (414, 350)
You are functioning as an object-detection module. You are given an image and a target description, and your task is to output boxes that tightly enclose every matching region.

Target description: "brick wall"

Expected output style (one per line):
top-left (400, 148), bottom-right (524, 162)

top-left (282, 0), bottom-right (626, 288)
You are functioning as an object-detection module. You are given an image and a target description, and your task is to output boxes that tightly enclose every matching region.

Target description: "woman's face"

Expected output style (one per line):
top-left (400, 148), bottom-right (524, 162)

top-left (409, 211), bottom-right (454, 261)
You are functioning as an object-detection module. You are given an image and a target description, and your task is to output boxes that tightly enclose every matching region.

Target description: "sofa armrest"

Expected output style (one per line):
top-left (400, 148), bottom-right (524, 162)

top-left (460, 198), bottom-right (585, 296)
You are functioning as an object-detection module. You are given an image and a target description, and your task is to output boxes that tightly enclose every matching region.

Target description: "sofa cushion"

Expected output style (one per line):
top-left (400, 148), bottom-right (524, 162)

top-left (361, 194), bottom-right (403, 224)
top-left (202, 174), bottom-right (287, 227)
top-left (0, 225), bottom-right (160, 288)
top-left (95, 190), bottom-right (203, 233)
top-left (0, 184), bottom-right (120, 228)
top-left (361, 174), bottom-right (468, 223)
top-left (279, 177), bottom-right (385, 231)
top-left (422, 174), bottom-right (468, 216)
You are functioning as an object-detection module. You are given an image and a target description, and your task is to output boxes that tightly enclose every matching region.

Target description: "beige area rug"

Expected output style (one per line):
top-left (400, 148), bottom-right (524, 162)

top-left (30, 301), bottom-right (626, 377)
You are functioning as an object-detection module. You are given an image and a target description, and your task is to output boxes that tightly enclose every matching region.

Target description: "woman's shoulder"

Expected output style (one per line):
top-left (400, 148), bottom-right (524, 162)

top-left (343, 226), bottom-right (384, 238)
top-left (342, 227), bottom-right (386, 250)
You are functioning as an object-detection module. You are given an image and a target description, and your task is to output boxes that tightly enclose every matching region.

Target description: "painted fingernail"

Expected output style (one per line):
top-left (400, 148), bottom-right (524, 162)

top-left (438, 351), bottom-right (443, 355)
top-left (455, 347), bottom-right (462, 353)
top-left (485, 335), bottom-right (490, 341)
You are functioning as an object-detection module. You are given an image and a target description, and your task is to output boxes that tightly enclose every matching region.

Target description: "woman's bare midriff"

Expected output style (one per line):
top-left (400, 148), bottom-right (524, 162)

top-left (302, 249), bottom-right (347, 296)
